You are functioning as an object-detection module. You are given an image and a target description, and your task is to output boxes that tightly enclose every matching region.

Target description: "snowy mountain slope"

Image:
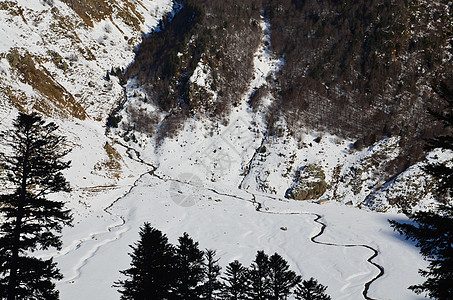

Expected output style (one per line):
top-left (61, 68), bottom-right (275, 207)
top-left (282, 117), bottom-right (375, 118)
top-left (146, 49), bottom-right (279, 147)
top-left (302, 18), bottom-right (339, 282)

top-left (0, 0), bottom-right (177, 208)
top-left (118, 12), bottom-right (446, 213)
top-left (0, 1), bottom-right (450, 300)
top-left (0, 0), bottom-right (174, 120)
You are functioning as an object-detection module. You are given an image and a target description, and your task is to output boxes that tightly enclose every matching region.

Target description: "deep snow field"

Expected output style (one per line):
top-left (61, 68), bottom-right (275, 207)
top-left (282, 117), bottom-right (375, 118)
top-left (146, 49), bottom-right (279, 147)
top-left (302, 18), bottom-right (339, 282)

top-left (42, 148), bottom-right (428, 300)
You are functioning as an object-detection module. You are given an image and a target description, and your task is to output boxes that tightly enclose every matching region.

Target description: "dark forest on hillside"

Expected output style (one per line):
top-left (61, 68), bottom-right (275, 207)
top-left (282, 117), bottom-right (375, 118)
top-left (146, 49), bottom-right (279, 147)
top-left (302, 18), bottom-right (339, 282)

top-left (123, 0), bottom-right (453, 174)
top-left (266, 0), bottom-right (452, 163)
top-left (125, 0), bottom-right (263, 139)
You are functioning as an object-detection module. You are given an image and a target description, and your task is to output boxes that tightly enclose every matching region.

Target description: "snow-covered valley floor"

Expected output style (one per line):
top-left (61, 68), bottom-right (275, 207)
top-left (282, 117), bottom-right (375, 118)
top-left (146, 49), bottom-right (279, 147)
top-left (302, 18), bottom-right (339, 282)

top-left (39, 131), bottom-right (427, 300)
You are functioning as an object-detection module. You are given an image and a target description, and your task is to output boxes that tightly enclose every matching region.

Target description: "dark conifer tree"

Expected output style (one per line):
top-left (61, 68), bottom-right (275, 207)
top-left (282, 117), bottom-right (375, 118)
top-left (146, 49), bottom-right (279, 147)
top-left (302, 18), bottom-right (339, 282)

top-left (389, 207), bottom-right (453, 299)
top-left (174, 232), bottom-right (206, 299)
top-left (248, 250), bottom-right (271, 300)
top-left (221, 260), bottom-right (249, 300)
top-left (268, 253), bottom-right (301, 299)
top-left (389, 78), bottom-right (453, 299)
top-left (201, 249), bottom-right (222, 300)
top-left (115, 223), bottom-right (177, 300)
top-left (294, 278), bottom-right (331, 300)
top-left (0, 112), bottom-right (72, 299)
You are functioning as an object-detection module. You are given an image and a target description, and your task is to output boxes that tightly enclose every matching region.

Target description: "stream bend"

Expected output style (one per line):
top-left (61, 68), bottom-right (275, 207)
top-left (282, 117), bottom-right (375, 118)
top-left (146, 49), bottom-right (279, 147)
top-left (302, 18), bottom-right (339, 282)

top-left (310, 214), bottom-right (385, 300)
top-left (110, 141), bottom-right (385, 300)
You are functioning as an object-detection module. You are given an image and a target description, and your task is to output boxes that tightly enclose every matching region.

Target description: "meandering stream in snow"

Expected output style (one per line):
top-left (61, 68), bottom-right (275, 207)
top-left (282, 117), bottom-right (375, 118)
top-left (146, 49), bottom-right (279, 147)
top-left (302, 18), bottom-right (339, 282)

top-left (53, 141), bottom-right (397, 300)
top-left (45, 128), bottom-right (427, 300)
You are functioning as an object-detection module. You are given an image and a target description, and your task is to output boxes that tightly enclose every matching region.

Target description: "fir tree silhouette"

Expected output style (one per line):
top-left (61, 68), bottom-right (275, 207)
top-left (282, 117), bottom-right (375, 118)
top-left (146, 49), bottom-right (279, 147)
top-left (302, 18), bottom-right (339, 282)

top-left (248, 250), bottom-right (271, 299)
top-left (202, 249), bottom-right (222, 300)
top-left (0, 112), bottom-right (72, 299)
top-left (115, 223), bottom-right (177, 299)
top-left (221, 260), bottom-right (249, 300)
top-left (268, 252), bottom-right (301, 299)
top-left (173, 232), bottom-right (206, 299)
top-left (294, 278), bottom-right (331, 300)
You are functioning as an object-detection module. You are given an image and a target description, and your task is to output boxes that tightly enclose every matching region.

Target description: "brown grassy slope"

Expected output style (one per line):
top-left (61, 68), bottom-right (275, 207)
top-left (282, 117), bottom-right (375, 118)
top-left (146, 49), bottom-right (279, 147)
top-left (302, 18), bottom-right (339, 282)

top-left (6, 49), bottom-right (87, 120)
top-left (60, 0), bottom-right (145, 31)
